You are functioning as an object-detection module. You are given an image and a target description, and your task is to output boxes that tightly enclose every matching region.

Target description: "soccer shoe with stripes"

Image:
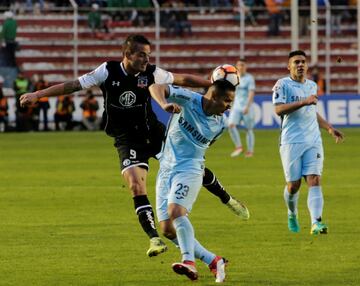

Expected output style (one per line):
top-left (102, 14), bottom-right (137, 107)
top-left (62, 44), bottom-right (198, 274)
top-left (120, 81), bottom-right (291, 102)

top-left (209, 256), bottom-right (228, 283)
top-left (230, 147), bottom-right (243, 157)
top-left (310, 221), bottom-right (328, 235)
top-left (172, 261), bottom-right (198, 281)
top-left (146, 237), bottom-right (168, 257)
top-left (288, 214), bottom-right (300, 233)
top-left (226, 197), bottom-right (250, 220)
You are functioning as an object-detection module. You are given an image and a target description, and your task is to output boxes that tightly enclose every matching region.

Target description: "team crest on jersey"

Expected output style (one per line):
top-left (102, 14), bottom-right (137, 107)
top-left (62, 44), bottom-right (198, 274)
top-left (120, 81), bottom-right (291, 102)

top-left (123, 159), bottom-right (131, 166)
top-left (119, 91), bottom-right (136, 106)
top-left (137, 76), bottom-right (148, 88)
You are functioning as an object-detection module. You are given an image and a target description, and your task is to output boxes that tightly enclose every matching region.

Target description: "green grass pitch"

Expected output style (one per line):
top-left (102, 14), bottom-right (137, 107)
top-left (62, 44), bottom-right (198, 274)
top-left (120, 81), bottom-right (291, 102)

top-left (0, 129), bottom-right (359, 286)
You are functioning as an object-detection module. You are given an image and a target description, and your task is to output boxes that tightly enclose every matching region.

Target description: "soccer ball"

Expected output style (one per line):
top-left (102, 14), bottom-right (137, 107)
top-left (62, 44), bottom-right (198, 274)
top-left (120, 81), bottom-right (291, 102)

top-left (211, 64), bottom-right (240, 87)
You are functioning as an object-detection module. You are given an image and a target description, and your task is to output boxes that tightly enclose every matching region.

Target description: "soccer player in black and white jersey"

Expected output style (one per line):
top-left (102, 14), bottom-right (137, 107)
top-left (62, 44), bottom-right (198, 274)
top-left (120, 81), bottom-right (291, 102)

top-left (20, 34), bottom-right (249, 257)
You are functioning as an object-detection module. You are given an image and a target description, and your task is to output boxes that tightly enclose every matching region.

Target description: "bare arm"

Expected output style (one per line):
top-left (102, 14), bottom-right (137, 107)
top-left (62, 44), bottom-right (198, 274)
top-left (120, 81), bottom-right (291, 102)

top-left (275, 94), bottom-right (318, 116)
top-left (317, 112), bottom-right (344, 143)
top-left (172, 73), bottom-right (211, 88)
top-left (243, 90), bottom-right (255, 114)
top-left (20, 80), bottom-right (82, 107)
top-left (149, 84), bottom-right (181, 114)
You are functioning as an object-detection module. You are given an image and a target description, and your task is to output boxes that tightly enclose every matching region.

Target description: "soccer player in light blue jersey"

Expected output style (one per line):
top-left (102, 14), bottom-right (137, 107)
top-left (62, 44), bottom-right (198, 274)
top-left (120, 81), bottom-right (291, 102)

top-left (272, 50), bottom-right (344, 235)
top-left (149, 76), bottom-right (249, 282)
top-left (228, 59), bottom-right (256, 158)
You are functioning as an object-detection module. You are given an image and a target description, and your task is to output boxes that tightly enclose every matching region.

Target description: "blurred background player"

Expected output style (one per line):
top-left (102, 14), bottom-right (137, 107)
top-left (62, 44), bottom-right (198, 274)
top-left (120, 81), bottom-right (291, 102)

top-left (80, 90), bottom-right (100, 131)
top-left (272, 50), bottom-right (344, 235)
top-left (33, 74), bottom-right (50, 131)
top-left (19, 34), bottom-right (245, 258)
top-left (228, 59), bottom-right (256, 158)
top-left (149, 69), bottom-right (243, 282)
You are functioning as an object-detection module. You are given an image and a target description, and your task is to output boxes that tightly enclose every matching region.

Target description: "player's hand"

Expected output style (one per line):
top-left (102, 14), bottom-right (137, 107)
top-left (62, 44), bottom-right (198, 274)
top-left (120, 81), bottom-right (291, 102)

top-left (304, 94), bottom-right (318, 105)
top-left (243, 107), bottom-right (249, 115)
top-left (163, 103), bottom-right (181, 114)
top-left (20, 92), bottom-right (39, 107)
top-left (328, 127), bottom-right (344, 143)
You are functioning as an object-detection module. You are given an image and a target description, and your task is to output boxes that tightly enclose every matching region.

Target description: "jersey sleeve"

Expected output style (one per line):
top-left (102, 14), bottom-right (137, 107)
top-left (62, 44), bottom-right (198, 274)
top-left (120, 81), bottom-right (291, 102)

top-left (154, 67), bottom-right (174, 84)
top-left (167, 85), bottom-right (194, 106)
top-left (272, 79), bottom-right (286, 105)
top-left (78, 62), bottom-right (108, 89)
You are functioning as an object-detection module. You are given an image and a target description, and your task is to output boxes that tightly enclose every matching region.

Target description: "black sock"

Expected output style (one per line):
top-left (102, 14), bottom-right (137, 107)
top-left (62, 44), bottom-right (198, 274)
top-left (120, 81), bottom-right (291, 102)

top-left (133, 195), bottom-right (159, 239)
top-left (202, 167), bottom-right (231, 204)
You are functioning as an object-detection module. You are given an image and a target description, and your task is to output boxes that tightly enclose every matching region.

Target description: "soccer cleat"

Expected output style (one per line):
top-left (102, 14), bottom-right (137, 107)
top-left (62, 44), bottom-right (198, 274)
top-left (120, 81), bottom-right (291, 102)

top-left (209, 256), bottom-right (228, 283)
top-left (310, 221), bottom-right (328, 235)
top-left (288, 214), bottom-right (300, 233)
top-left (226, 196), bottom-right (250, 220)
top-left (244, 151), bottom-right (254, 158)
top-left (230, 147), bottom-right (243, 157)
top-left (172, 261), bottom-right (198, 281)
top-left (146, 237), bottom-right (168, 257)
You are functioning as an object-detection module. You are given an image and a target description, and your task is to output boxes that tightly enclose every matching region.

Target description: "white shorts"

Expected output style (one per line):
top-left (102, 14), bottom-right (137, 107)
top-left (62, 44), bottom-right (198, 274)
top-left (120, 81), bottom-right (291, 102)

top-left (156, 168), bottom-right (203, 222)
top-left (228, 106), bottom-right (255, 129)
top-left (279, 142), bottom-right (324, 182)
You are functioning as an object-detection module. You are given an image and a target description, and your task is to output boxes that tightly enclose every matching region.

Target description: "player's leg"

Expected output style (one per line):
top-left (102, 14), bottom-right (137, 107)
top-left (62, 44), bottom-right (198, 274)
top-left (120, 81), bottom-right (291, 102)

top-left (115, 141), bottom-right (166, 256)
top-left (243, 108), bottom-right (255, 157)
top-left (168, 172), bottom-right (203, 281)
top-left (228, 109), bottom-right (243, 157)
top-left (303, 144), bottom-right (327, 235)
top-left (203, 167), bottom-right (250, 219)
top-left (280, 143), bottom-right (303, 232)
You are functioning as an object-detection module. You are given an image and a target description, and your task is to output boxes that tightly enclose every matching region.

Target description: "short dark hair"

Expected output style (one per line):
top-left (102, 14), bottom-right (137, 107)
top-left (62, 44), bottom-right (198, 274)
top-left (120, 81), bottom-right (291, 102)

top-left (238, 58), bottom-right (246, 63)
top-left (123, 34), bottom-right (151, 54)
top-left (289, 50), bottom-right (306, 59)
top-left (212, 80), bottom-right (236, 92)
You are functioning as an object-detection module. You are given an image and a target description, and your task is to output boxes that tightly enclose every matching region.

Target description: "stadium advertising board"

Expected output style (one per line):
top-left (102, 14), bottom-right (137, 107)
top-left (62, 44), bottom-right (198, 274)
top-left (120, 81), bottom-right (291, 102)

top-left (5, 95), bottom-right (360, 129)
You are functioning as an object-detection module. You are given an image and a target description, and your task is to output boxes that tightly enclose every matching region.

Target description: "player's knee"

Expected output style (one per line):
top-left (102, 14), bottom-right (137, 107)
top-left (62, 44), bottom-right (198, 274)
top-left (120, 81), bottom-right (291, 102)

top-left (287, 181), bottom-right (301, 194)
top-left (168, 204), bottom-right (186, 220)
top-left (306, 175), bottom-right (321, 186)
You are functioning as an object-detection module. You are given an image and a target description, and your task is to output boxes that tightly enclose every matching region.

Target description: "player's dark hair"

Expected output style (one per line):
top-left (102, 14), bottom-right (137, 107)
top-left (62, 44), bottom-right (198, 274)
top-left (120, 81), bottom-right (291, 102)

top-left (123, 34), bottom-right (151, 54)
top-left (289, 50), bottom-right (306, 59)
top-left (238, 58), bottom-right (246, 62)
top-left (213, 80), bottom-right (236, 92)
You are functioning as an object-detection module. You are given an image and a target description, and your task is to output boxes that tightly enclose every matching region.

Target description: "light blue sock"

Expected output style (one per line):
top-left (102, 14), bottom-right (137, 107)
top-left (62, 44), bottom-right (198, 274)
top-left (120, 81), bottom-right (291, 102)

top-left (283, 186), bottom-right (299, 215)
top-left (171, 237), bottom-right (215, 264)
top-left (307, 186), bottom-right (324, 225)
top-left (194, 239), bottom-right (216, 265)
top-left (173, 216), bottom-right (195, 262)
top-left (228, 126), bottom-right (242, 148)
top-left (246, 129), bottom-right (255, 152)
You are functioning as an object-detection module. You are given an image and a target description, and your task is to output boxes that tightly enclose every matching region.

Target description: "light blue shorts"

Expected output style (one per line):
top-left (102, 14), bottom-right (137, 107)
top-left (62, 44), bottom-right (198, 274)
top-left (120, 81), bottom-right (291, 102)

top-left (156, 168), bottom-right (203, 222)
top-left (279, 143), bottom-right (324, 182)
top-left (228, 106), bottom-right (255, 129)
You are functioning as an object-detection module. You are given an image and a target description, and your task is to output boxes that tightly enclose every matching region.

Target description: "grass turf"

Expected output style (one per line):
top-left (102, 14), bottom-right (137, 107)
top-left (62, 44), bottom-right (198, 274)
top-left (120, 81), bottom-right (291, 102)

top-left (0, 129), bottom-right (359, 286)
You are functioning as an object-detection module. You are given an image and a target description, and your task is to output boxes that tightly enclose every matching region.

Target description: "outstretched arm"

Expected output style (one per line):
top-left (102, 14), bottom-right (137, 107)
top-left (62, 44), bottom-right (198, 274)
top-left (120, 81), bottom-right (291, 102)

top-left (20, 80), bottom-right (82, 107)
top-left (275, 94), bottom-right (318, 116)
top-left (172, 73), bottom-right (211, 88)
top-left (149, 84), bottom-right (181, 114)
top-left (317, 113), bottom-right (344, 143)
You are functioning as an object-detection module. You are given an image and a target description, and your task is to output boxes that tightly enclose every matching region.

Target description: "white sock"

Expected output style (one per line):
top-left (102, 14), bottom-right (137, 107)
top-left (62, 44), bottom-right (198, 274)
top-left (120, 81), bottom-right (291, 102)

top-left (228, 126), bottom-right (242, 148)
top-left (307, 186), bottom-right (324, 225)
top-left (194, 239), bottom-right (216, 265)
top-left (173, 216), bottom-right (195, 262)
top-left (171, 237), bottom-right (215, 265)
top-left (246, 129), bottom-right (255, 152)
top-left (283, 186), bottom-right (299, 216)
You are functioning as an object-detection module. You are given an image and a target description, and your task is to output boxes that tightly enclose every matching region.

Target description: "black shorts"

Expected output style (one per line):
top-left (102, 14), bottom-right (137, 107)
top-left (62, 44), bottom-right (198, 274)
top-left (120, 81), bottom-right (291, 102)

top-left (114, 124), bottom-right (165, 174)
